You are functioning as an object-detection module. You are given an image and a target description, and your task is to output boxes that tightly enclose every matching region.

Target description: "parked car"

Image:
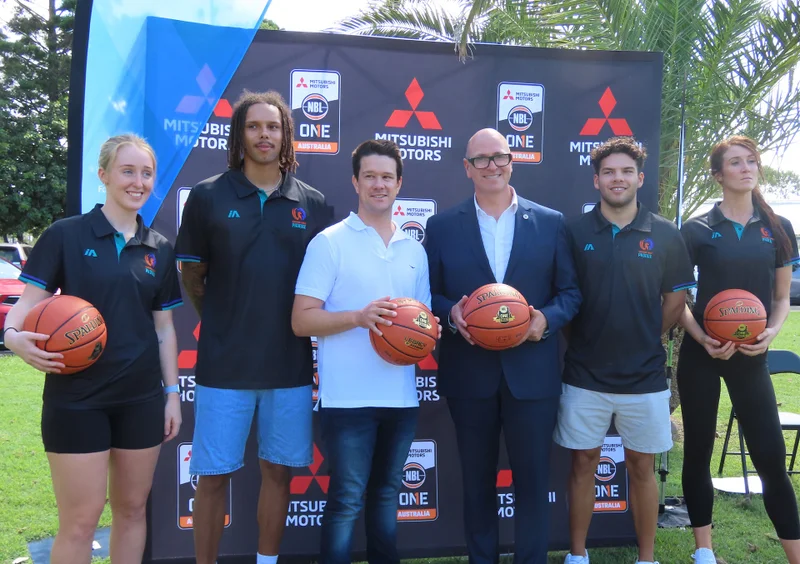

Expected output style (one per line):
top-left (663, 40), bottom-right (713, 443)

top-left (791, 265), bottom-right (800, 306)
top-left (0, 259), bottom-right (25, 348)
top-left (0, 243), bottom-right (33, 269)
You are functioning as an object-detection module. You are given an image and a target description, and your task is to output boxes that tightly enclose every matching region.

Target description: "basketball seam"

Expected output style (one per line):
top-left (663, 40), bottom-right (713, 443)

top-left (30, 296), bottom-right (58, 344)
top-left (464, 300), bottom-right (527, 319)
top-left (46, 305), bottom-right (104, 353)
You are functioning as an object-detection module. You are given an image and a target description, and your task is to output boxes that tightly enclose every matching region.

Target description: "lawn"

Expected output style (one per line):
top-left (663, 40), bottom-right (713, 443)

top-left (1, 314), bottom-right (800, 563)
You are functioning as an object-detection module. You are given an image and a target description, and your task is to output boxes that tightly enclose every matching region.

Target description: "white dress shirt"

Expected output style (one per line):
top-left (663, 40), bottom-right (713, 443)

top-left (475, 189), bottom-right (518, 283)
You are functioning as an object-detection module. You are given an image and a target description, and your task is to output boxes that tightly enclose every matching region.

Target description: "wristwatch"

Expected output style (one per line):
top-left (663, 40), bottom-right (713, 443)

top-left (163, 384), bottom-right (180, 395)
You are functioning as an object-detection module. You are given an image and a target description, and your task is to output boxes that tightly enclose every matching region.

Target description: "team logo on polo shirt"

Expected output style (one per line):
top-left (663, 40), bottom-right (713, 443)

top-left (496, 82), bottom-right (545, 164)
top-left (292, 208), bottom-right (307, 230)
top-left (144, 253), bottom-right (156, 276)
top-left (637, 238), bottom-right (654, 259)
top-left (761, 227), bottom-right (774, 243)
top-left (398, 440), bottom-right (439, 521)
top-left (493, 305), bottom-right (515, 324)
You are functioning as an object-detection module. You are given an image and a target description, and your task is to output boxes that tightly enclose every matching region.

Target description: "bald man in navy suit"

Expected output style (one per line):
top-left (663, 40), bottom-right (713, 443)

top-left (426, 128), bottom-right (581, 564)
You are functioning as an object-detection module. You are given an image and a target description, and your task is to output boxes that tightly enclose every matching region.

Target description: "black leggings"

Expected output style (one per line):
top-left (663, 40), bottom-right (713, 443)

top-left (677, 336), bottom-right (800, 540)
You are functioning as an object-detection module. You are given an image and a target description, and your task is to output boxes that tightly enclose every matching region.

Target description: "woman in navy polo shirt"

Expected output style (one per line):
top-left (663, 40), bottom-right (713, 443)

top-left (3, 134), bottom-right (183, 563)
top-left (678, 135), bottom-right (800, 564)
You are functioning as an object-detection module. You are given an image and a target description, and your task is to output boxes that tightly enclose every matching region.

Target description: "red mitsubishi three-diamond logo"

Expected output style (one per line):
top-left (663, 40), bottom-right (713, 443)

top-left (290, 444), bottom-right (330, 494)
top-left (385, 78), bottom-right (442, 130)
top-left (579, 87), bottom-right (632, 136)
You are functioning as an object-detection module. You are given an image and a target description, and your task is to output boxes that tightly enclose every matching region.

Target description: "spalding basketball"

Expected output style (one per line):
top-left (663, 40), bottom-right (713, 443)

top-left (23, 295), bottom-right (107, 374)
top-left (370, 298), bottom-right (438, 366)
top-left (463, 283), bottom-right (531, 351)
top-left (703, 289), bottom-right (767, 345)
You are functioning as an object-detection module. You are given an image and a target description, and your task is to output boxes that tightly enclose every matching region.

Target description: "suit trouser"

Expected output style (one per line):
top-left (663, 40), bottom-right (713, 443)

top-left (447, 377), bottom-right (559, 564)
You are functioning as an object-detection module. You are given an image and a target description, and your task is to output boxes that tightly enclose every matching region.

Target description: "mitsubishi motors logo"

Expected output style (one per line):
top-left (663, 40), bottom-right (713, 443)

top-left (175, 64), bottom-right (233, 118)
top-left (386, 78), bottom-right (442, 130)
top-left (579, 87), bottom-right (632, 136)
top-left (393, 205), bottom-right (405, 216)
top-left (290, 444), bottom-right (329, 494)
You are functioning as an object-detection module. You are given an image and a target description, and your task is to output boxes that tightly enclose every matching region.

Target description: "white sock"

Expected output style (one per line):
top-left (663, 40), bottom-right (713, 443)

top-left (257, 554), bottom-right (278, 564)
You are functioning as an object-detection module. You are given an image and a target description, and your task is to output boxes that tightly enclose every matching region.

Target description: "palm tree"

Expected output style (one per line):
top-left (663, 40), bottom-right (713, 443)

top-left (336, 0), bottom-right (800, 219)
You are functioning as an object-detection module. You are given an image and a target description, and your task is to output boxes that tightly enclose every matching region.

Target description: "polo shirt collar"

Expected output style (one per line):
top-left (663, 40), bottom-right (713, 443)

top-left (707, 202), bottom-right (763, 226)
top-left (591, 202), bottom-right (652, 233)
top-left (229, 168), bottom-right (299, 201)
top-left (344, 212), bottom-right (412, 243)
top-left (88, 204), bottom-right (158, 248)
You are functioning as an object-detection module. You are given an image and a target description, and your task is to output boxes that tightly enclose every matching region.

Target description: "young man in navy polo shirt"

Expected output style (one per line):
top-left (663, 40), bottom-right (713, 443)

top-left (176, 91), bottom-right (330, 564)
top-left (555, 137), bottom-right (695, 564)
top-left (292, 139), bottom-right (439, 564)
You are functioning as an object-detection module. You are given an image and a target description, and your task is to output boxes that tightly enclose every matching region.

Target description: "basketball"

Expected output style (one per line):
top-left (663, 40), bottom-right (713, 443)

top-left (462, 283), bottom-right (531, 350)
top-left (703, 289), bottom-right (767, 345)
top-left (370, 298), bottom-right (438, 366)
top-left (22, 295), bottom-right (107, 374)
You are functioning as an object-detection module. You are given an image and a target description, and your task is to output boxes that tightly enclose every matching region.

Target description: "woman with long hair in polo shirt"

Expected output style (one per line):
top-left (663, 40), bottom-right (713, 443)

top-left (678, 135), bottom-right (800, 564)
top-left (3, 134), bottom-right (183, 564)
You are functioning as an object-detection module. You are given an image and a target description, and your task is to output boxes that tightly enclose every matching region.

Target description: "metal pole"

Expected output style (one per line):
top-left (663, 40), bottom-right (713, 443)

top-left (659, 70), bottom-right (689, 515)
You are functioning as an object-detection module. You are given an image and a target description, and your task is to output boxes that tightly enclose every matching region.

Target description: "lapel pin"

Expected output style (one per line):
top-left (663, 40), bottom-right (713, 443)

top-left (523, 214), bottom-right (529, 220)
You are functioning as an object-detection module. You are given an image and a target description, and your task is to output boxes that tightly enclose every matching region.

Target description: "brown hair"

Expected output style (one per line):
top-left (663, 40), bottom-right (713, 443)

top-left (98, 134), bottom-right (156, 172)
top-left (351, 139), bottom-right (403, 179)
top-left (227, 90), bottom-right (297, 173)
top-left (590, 136), bottom-right (647, 174)
top-left (710, 135), bottom-right (792, 261)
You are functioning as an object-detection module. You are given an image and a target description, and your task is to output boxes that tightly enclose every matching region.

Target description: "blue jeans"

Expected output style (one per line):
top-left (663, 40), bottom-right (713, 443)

top-left (319, 407), bottom-right (419, 564)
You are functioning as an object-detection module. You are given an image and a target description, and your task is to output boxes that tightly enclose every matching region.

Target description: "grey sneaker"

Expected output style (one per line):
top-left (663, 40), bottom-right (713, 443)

top-left (692, 548), bottom-right (716, 563)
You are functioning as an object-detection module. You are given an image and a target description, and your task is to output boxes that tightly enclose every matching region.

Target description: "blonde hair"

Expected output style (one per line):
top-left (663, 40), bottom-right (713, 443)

top-left (98, 134), bottom-right (157, 172)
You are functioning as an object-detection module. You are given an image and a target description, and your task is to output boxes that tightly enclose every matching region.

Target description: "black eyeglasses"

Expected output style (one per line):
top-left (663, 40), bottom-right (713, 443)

top-left (466, 153), bottom-right (512, 169)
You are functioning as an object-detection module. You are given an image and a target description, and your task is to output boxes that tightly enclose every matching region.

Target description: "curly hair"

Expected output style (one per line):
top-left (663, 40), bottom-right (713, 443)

top-left (590, 136), bottom-right (647, 174)
top-left (227, 90), bottom-right (297, 173)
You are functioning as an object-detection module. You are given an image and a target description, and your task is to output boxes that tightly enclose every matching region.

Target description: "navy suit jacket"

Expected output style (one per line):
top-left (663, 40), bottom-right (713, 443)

top-left (426, 195), bottom-right (581, 400)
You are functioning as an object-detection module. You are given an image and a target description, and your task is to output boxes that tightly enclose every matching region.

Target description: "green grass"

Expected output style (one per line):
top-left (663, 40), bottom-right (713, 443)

top-left (1, 313), bottom-right (799, 563)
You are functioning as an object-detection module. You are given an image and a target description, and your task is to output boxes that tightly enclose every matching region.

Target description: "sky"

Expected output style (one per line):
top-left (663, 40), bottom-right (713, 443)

top-left (1, 0), bottom-right (798, 179)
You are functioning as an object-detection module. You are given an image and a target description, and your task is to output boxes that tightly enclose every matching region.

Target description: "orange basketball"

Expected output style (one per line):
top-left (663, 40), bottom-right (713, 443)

top-left (703, 289), bottom-right (767, 345)
top-left (22, 295), bottom-right (107, 374)
top-left (370, 298), bottom-right (438, 366)
top-left (463, 283), bottom-right (531, 351)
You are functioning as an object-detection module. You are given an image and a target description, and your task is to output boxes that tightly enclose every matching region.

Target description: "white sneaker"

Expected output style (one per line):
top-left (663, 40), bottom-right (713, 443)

top-left (564, 552), bottom-right (589, 564)
top-left (691, 548), bottom-right (716, 563)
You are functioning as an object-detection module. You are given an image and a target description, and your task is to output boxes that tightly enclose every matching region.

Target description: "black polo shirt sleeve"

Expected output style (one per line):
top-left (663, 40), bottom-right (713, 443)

top-left (662, 226), bottom-right (696, 294)
top-left (777, 216), bottom-right (800, 268)
top-left (175, 187), bottom-right (210, 263)
top-left (680, 221), bottom-right (697, 266)
top-left (152, 243), bottom-right (183, 311)
top-left (19, 222), bottom-right (65, 293)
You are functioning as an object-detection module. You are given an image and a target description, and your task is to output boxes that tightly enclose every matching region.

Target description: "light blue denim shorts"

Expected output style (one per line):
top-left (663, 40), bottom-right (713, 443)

top-left (189, 384), bottom-right (313, 475)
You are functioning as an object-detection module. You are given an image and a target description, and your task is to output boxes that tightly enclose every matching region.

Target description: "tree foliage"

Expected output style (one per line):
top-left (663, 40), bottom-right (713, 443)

top-left (337, 0), bottom-right (800, 218)
top-left (0, 0), bottom-right (74, 240)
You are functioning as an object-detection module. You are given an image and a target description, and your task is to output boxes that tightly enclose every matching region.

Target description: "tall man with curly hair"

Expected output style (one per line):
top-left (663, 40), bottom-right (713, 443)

top-left (555, 137), bottom-right (695, 564)
top-left (176, 90), bottom-right (331, 564)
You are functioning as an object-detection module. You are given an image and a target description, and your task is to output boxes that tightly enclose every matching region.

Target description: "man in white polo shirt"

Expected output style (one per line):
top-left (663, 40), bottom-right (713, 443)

top-left (292, 139), bottom-right (438, 564)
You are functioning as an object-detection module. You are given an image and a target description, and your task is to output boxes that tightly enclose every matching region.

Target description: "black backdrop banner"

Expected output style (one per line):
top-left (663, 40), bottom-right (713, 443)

top-left (142, 26), bottom-right (663, 562)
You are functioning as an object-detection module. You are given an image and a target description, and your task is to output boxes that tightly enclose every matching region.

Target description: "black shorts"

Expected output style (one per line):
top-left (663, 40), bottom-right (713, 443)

top-left (41, 395), bottom-right (165, 453)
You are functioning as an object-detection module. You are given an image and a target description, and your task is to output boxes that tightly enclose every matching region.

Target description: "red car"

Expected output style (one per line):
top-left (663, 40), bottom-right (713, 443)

top-left (0, 259), bottom-right (25, 348)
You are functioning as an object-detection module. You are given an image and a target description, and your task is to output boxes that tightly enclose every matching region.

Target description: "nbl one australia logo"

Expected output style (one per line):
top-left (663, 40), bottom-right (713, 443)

top-left (496, 82), bottom-right (545, 164)
top-left (291, 69), bottom-right (341, 155)
top-left (413, 311), bottom-right (432, 330)
top-left (398, 440), bottom-right (439, 521)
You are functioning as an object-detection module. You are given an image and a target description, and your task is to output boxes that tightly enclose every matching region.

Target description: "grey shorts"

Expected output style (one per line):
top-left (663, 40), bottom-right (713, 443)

top-left (553, 383), bottom-right (672, 453)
